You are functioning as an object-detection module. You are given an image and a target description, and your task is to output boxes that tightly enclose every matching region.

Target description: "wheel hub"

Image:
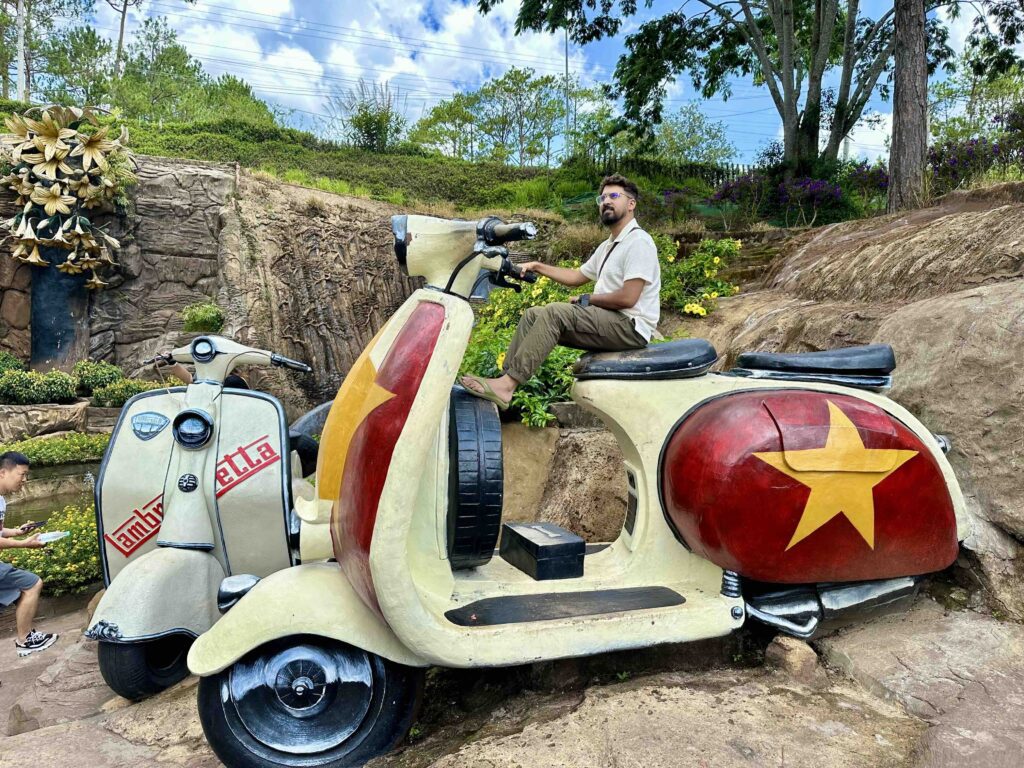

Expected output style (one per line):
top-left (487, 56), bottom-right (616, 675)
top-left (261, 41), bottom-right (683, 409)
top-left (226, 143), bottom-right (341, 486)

top-left (228, 642), bottom-right (375, 754)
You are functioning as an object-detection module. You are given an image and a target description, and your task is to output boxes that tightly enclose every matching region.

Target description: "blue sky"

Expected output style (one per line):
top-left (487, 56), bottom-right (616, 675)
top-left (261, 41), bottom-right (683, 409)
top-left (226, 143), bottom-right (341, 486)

top-left (88, 1), bottom-right (977, 164)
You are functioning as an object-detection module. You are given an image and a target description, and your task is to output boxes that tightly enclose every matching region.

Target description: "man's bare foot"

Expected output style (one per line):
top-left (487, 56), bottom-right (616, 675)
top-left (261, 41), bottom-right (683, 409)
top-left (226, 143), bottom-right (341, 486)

top-left (460, 373), bottom-right (517, 405)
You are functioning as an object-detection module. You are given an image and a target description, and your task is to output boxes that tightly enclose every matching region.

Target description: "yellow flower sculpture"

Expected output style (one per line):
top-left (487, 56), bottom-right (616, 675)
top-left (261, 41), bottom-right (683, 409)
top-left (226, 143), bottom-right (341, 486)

top-left (0, 105), bottom-right (136, 290)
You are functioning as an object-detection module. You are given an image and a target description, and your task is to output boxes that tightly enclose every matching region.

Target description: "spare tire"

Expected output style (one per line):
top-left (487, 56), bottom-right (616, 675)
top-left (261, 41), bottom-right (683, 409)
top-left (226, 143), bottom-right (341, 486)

top-left (447, 387), bottom-right (504, 569)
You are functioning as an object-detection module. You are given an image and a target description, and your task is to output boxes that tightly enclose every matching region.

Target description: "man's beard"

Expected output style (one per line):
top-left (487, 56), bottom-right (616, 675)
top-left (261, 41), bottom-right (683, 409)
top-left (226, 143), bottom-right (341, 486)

top-left (600, 207), bottom-right (622, 225)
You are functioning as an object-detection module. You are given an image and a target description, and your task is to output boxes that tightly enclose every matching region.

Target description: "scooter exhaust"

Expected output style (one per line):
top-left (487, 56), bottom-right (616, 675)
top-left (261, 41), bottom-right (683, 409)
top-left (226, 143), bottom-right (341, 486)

top-left (743, 576), bottom-right (921, 639)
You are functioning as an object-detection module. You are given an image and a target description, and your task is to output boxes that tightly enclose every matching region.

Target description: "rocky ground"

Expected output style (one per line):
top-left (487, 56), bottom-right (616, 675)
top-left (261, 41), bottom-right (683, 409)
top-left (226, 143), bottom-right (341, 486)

top-left (1, 588), bottom-right (1021, 768)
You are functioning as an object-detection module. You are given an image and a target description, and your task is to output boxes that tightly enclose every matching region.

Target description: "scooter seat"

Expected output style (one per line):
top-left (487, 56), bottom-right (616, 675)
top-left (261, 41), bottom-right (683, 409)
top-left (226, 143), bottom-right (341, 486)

top-left (573, 339), bottom-right (718, 380)
top-left (736, 344), bottom-right (896, 376)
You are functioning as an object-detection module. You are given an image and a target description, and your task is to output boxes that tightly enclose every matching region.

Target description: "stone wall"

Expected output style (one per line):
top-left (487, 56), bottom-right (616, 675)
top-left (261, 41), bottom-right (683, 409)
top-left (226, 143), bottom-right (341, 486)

top-left (1, 157), bottom-right (417, 418)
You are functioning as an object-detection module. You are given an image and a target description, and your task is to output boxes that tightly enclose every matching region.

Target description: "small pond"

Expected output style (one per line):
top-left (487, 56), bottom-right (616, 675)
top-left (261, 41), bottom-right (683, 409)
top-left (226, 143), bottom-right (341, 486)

top-left (4, 491), bottom-right (94, 528)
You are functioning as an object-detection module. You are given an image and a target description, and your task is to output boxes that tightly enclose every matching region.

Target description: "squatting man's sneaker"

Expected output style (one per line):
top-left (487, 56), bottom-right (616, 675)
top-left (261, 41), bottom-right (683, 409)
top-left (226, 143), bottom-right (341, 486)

top-left (15, 629), bottom-right (58, 657)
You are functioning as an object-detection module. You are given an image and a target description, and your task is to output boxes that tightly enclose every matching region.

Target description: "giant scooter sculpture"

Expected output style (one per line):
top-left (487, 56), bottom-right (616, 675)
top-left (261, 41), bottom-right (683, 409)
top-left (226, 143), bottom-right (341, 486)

top-left (86, 336), bottom-right (333, 700)
top-left (186, 216), bottom-right (968, 768)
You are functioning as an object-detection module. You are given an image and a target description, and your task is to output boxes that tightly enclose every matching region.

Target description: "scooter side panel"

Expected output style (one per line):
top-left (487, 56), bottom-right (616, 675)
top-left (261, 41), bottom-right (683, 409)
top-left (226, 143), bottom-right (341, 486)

top-left (96, 388), bottom-right (186, 583)
top-left (327, 299), bottom-right (447, 614)
top-left (215, 391), bottom-right (293, 577)
top-left (661, 390), bottom-right (959, 582)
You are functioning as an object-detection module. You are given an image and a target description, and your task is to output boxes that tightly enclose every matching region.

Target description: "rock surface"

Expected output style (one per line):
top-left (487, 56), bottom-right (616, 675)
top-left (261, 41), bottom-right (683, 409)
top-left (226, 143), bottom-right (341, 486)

top-left (0, 400), bottom-right (90, 442)
top-left (817, 598), bottom-right (1024, 768)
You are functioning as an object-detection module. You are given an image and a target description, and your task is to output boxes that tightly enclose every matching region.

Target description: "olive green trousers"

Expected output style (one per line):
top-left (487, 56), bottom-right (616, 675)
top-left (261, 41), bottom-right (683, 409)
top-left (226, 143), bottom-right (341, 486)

top-left (502, 302), bottom-right (647, 384)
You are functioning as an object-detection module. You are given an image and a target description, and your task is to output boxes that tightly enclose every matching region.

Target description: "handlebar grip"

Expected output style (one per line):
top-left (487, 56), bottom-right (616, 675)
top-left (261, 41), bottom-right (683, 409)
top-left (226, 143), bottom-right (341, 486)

top-left (271, 353), bottom-right (313, 373)
top-left (481, 218), bottom-right (538, 245)
top-left (512, 264), bottom-right (538, 283)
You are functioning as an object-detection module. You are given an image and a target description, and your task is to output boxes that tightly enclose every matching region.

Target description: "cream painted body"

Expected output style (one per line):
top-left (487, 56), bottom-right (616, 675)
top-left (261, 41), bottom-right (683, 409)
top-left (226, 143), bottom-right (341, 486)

top-left (189, 215), bottom-right (968, 678)
top-left (93, 336), bottom-right (313, 644)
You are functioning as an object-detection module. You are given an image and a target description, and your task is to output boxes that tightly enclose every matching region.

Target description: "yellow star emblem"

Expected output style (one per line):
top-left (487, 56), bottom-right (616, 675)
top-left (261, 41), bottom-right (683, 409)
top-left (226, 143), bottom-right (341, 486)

top-left (753, 401), bottom-right (917, 550)
top-left (316, 330), bottom-right (395, 501)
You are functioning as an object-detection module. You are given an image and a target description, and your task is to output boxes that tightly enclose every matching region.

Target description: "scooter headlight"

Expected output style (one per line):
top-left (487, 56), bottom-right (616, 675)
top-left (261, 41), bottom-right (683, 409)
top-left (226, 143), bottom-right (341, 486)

top-left (172, 409), bottom-right (214, 449)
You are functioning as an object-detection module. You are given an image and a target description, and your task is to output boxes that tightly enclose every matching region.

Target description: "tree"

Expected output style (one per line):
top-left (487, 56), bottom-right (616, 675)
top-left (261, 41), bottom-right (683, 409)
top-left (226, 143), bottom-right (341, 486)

top-left (105, 0), bottom-right (196, 74)
top-left (325, 80), bottom-right (407, 152)
top-left (887, 3), bottom-right (1024, 210)
top-left (653, 104), bottom-right (736, 165)
top-left (475, 67), bottom-right (565, 166)
top-left (478, 1), bottom-right (1023, 174)
top-left (930, 52), bottom-right (1024, 144)
top-left (0, 0), bottom-right (93, 100)
top-left (410, 91), bottom-right (478, 159)
top-left (888, 0), bottom-right (928, 212)
top-left (112, 17), bottom-right (206, 121)
top-left (37, 26), bottom-right (114, 106)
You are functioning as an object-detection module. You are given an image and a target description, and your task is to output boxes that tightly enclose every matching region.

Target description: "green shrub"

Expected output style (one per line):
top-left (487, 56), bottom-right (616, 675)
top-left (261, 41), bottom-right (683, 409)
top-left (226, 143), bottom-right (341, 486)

top-left (0, 432), bottom-right (110, 466)
top-left (0, 351), bottom-right (25, 374)
top-left (91, 378), bottom-right (178, 408)
top-left (0, 369), bottom-right (79, 405)
top-left (181, 301), bottom-right (225, 333)
top-left (656, 234), bottom-right (740, 317)
top-left (72, 360), bottom-right (125, 395)
top-left (3, 503), bottom-right (102, 596)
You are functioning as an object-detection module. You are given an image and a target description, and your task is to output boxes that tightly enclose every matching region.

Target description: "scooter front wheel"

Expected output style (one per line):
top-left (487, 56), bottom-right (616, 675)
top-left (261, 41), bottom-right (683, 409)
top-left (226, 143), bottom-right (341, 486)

top-left (98, 635), bottom-right (193, 701)
top-left (198, 636), bottom-right (424, 768)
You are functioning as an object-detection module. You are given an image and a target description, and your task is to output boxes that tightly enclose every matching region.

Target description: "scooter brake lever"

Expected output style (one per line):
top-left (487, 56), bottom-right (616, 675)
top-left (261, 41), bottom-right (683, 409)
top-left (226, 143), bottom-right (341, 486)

top-left (488, 271), bottom-right (522, 292)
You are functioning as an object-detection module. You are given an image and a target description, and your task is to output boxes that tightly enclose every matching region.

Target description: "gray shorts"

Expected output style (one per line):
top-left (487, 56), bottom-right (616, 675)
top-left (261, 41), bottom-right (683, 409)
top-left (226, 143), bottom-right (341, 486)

top-left (0, 562), bottom-right (40, 607)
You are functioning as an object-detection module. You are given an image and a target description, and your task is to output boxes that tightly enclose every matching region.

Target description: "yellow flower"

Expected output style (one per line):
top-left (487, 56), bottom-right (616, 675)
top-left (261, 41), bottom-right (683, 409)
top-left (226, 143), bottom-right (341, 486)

top-left (711, 292), bottom-right (719, 299)
top-left (31, 184), bottom-right (77, 216)
top-left (667, 255), bottom-right (675, 263)
top-left (69, 125), bottom-right (115, 172)
top-left (25, 111), bottom-right (77, 161)
top-left (713, 257), bottom-right (721, 264)
top-left (496, 352), bottom-right (506, 369)
top-left (704, 269), bottom-right (711, 277)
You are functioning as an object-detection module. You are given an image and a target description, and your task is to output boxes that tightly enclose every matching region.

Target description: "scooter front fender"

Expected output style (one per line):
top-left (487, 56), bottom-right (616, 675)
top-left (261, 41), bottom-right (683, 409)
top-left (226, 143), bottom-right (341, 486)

top-left (86, 547), bottom-right (225, 642)
top-left (187, 562), bottom-right (428, 676)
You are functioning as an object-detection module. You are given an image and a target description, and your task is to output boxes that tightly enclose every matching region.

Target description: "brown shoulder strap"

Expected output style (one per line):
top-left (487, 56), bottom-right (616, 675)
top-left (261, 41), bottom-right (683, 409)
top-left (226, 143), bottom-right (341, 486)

top-left (595, 228), bottom-right (639, 279)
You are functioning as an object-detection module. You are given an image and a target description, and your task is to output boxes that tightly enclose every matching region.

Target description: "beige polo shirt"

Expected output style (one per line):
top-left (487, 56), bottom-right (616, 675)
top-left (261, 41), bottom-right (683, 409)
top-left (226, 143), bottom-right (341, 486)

top-left (579, 219), bottom-right (661, 341)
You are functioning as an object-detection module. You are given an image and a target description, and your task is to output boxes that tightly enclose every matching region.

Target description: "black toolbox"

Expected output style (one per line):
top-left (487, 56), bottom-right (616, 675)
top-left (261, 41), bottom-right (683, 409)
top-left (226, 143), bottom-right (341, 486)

top-left (499, 522), bottom-right (584, 580)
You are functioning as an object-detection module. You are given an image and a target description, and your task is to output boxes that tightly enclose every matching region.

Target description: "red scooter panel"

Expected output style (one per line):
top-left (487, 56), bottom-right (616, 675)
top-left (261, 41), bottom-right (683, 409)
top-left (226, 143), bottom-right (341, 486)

top-left (329, 301), bottom-right (446, 614)
top-left (660, 390), bottom-right (958, 583)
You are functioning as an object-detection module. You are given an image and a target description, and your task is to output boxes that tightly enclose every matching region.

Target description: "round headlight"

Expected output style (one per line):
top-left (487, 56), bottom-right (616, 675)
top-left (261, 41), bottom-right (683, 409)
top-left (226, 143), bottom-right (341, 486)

top-left (172, 409), bottom-right (214, 449)
top-left (191, 337), bottom-right (216, 363)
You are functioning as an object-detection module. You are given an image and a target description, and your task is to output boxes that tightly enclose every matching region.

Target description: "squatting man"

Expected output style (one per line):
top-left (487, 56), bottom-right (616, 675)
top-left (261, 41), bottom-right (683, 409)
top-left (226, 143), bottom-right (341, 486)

top-left (461, 173), bottom-right (661, 408)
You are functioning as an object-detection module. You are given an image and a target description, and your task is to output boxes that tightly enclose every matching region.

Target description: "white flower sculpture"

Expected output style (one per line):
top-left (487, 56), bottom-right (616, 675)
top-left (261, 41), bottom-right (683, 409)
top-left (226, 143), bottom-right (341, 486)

top-left (0, 106), bottom-right (136, 290)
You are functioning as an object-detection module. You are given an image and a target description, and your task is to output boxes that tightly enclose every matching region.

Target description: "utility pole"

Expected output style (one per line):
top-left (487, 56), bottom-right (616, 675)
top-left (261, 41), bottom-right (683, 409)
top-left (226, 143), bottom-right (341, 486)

top-left (16, 0), bottom-right (27, 102)
top-left (564, 25), bottom-right (570, 158)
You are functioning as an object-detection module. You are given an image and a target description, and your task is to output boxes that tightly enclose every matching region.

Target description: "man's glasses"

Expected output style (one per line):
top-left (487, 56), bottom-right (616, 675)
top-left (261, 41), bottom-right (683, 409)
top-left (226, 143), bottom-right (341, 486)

top-left (596, 192), bottom-right (632, 204)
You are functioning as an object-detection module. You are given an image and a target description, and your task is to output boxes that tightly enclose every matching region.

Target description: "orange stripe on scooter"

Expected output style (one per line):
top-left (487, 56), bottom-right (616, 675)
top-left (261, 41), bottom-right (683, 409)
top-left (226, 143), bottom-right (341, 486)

top-left (331, 301), bottom-right (446, 615)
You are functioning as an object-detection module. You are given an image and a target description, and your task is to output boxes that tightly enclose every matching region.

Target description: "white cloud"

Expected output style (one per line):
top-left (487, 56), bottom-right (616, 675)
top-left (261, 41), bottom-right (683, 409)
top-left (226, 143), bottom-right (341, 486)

top-left (845, 111), bottom-right (892, 163)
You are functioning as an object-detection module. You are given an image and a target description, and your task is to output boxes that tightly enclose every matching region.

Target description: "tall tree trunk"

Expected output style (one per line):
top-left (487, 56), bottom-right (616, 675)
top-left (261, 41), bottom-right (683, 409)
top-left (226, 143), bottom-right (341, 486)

top-left (114, 1), bottom-right (129, 75)
top-left (888, 0), bottom-right (928, 212)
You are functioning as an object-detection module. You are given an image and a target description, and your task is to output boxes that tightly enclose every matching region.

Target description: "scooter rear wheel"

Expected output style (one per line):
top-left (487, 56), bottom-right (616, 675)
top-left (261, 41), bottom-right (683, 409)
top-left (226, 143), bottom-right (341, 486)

top-left (198, 636), bottom-right (424, 768)
top-left (97, 635), bottom-right (193, 701)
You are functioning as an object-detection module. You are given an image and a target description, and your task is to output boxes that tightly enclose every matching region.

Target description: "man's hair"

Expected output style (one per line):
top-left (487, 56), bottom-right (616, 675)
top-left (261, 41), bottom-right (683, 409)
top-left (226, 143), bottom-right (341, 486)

top-left (599, 173), bottom-right (640, 200)
top-left (0, 451), bottom-right (30, 471)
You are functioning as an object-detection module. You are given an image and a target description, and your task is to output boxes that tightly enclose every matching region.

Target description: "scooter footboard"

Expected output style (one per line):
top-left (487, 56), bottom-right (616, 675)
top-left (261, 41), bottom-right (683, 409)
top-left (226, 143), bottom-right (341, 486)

top-left (86, 548), bottom-right (225, 642)
top-left (187, 562), bottom-right (428, 676)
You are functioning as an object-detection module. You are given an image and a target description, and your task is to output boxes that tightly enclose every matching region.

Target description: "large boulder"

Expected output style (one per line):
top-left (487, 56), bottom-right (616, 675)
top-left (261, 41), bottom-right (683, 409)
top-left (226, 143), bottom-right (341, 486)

top-left (0, 400), bottom-right (89, 442)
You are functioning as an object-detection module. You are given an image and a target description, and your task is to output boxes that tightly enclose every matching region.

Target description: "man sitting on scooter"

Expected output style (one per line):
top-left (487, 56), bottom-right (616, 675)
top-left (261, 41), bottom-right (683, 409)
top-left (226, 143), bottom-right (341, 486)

top-left (461, 173), bottom-right (660, 410)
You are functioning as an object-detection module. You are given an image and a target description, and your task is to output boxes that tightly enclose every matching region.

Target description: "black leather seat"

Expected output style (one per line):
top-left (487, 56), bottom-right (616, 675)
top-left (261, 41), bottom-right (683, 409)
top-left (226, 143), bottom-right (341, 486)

top-left (736, 344), bottom-right (896, 376)
top-left (573, 339), bottom-right (718, 380)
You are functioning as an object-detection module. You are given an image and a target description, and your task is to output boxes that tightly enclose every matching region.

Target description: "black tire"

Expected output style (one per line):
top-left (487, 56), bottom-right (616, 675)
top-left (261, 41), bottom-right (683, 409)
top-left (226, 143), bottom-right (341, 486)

top-left (197, 636), bottom-right (424, 768)
top-left (98, 635), bottom-right (193, 701)
top-left (447, 386), bottom-right (504, 569)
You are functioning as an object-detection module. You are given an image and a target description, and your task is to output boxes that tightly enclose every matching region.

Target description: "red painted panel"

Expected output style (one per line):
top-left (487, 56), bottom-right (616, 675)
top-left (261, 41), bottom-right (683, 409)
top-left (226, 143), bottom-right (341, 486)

top-left (331, 301), bottom-right (446, 614)
top-left (661, 391), bottom-right (959, 583)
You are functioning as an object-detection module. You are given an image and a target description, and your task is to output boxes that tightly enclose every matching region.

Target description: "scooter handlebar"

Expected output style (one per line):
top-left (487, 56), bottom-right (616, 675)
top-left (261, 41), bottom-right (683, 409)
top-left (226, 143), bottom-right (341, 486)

top-left (271, 353), bottom-right (313, 373)
top-left (510, 263), bottom-right (539, 283)
top-left (480, 218), bottom-right (538, 245)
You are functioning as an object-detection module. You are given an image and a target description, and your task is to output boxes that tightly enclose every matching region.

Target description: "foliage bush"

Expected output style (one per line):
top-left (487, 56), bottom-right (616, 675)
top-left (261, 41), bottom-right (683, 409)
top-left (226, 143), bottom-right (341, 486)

top-left (181, 301), bottom-right (225, 333)
top-left (72, 360), bottom-right (124, 395)
top-left (3, 503), bottom-right (102, 596)
top-left (0, 350), bottom-right (25, 374)
top-left (842, 160), bottom-right (889, 216)
top-left (0, 369), bottom-right (78, 405)
top-left (656, 235), bottom-right (740, 317)
top-left (91, 378), bottom-right (180, 408)
top-left (0, 432), bottom-right (110, 466)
